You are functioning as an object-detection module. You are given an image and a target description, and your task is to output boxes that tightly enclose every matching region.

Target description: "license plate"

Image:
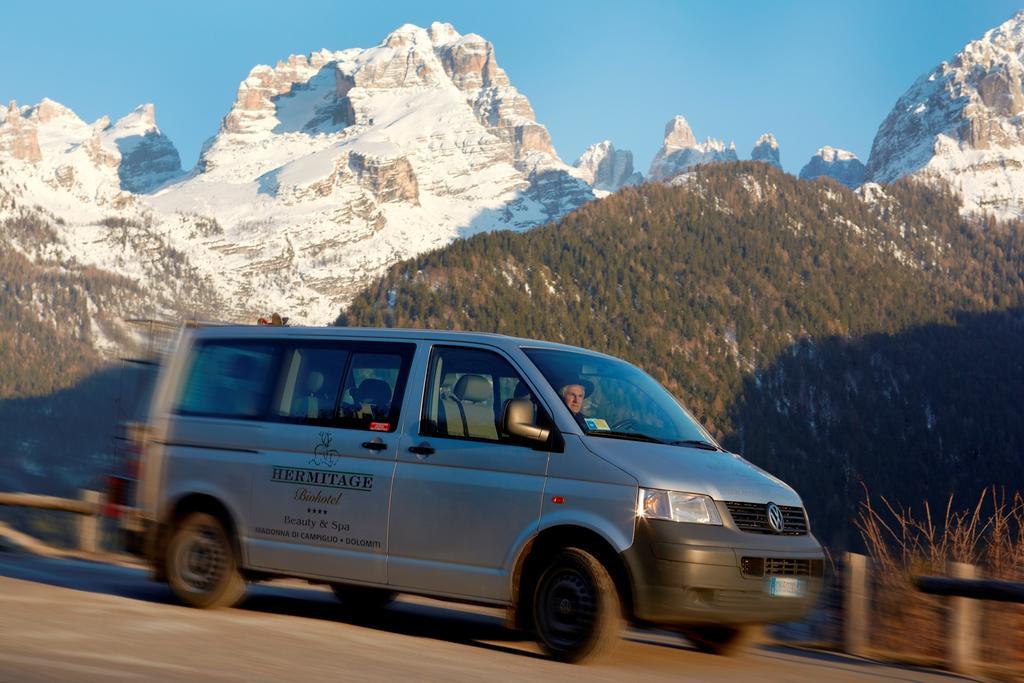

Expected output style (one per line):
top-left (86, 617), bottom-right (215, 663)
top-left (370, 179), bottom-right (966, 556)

top-left (767, 576), bottom-right (804, 597)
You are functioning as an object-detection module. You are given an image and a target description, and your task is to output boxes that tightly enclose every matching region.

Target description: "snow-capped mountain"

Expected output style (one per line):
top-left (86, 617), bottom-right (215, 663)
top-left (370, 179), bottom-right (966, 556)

top-left (751, 133), bottom-right (781, 168)
top-left (799, 146), bottom-right (867, 188)
top-left (0, 23), bottom-right (596, 330)
top-left (647, 116), bottom-right (738, 182)
top-left (0, 98), bottom-right (182, 205)
top-left (867, 11), bottom-right (1024, 218)
top-left (11, 12), bottom-right (1024, 351)
top-left (573, 140), bottom-right (642, 193)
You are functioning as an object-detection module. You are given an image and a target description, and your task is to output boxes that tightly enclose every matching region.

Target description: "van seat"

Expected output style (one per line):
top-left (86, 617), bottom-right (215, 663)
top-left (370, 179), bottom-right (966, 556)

top-left (452, 375), bottom-right (497, 440)
top-left (305, 371), bottom-right (324, 418)
top-left (354, 378), bottom-right (392, 420)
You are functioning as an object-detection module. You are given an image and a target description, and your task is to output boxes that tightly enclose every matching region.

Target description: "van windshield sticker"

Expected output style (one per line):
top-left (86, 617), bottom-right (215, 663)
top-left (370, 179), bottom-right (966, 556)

top-left (369, 422), bottom-right (390, 432)
top-left (584, 418), bottom-right (610, 431)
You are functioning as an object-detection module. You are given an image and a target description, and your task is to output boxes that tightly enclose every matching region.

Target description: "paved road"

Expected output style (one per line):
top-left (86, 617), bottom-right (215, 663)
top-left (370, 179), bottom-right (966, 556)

top-left (0, 546), bottom-right (969, 683)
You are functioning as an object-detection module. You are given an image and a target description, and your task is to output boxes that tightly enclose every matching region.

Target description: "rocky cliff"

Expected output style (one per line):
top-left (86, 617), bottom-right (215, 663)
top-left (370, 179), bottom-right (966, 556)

top-left (799, 146), bottom-right (867, 188)
top-left (867, 11), bottom-right (1024, 218)
top-left (751, 133), bottom-right (782, 168)
top-left (573, 140), bottom-right (642, 192)
top-left (0, 97), bottom-right (182, 203)
top-left (647, 115), bottom-right (738, 182)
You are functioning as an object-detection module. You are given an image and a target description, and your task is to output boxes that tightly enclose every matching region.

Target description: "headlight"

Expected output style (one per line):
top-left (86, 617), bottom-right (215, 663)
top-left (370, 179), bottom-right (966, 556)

top-left (638, 488), bottom-right (722, 525)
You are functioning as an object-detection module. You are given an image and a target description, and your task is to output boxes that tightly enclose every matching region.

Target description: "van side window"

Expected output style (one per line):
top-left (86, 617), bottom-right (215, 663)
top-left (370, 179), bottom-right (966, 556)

top-left (421, 346), bottom-right (548, 444)
top-left (176, 342), bottom-right (277, 419)
top-left (336, 346), bottom-right (414, 432)
top-left (270, 345), bottom-right (349, 423)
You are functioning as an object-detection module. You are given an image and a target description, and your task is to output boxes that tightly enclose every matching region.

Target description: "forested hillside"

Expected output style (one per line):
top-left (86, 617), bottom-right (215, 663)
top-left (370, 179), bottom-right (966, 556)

top-left (0, 211), bottom-right (118, 396)
top-left (0, 207), bottom-right (209, 496)
top-left (340, 163), bottom-right (1024, 547)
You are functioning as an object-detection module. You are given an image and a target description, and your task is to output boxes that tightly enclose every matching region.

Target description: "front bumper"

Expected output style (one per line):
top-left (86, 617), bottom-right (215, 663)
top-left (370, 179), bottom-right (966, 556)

top-left (623, 515), bottom-right (825, 626)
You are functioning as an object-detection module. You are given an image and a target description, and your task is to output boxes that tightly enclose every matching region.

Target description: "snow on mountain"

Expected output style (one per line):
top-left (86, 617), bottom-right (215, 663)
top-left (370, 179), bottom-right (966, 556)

top-left (647, 115), bottom-right (738, 182)
top-left (573, 140), bottom-right (642, 193)
top-left (867, 11), bottom-right (1024, 218)
top-left (799, 146), bottom-right (867, 188)
top-left (751, 133), bottom-right (781, 168)
top-left (0, 22), bottom-right (595, 330)
top-left (0, 96), bottom-right (220, 351)
top-left (2, 99), bottom-right (117, 207)
top-left (0, 98), bottom-right (184, 202)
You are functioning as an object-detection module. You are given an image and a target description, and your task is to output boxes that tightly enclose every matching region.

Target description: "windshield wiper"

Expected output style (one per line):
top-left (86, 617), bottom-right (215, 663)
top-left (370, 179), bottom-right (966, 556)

top-left (669, 439), bottom-right (720, 451)
top-left (589, 430), bottom-right (668, 444)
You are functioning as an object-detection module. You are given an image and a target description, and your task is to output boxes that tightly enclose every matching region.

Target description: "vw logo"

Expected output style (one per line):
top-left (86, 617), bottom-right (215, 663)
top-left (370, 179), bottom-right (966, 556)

top-left (766, 502), bottom-right (785, 534)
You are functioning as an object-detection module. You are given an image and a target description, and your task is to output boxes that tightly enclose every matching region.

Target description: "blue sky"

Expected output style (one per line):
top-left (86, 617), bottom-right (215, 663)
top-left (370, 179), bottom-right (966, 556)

top-left (2, 1), bottom-right (1020, 174)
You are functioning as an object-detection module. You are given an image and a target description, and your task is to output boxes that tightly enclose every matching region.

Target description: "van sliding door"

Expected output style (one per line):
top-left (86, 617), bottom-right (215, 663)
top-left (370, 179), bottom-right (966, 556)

top-left (246, 340), bottom-right (414, 583)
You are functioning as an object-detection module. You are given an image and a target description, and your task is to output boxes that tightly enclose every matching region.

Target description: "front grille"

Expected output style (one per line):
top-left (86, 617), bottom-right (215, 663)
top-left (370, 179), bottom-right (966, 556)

top-left (741, 557), bottom-right (825, 578)
top-left (724, 501), bottom-right (808, 535)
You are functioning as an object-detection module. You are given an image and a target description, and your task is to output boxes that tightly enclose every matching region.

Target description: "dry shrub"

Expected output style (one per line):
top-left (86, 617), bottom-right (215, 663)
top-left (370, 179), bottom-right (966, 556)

top-left (857, 487), bottom-right (1024, 667)
top-left (978, 491), bottom-right (1024, 668)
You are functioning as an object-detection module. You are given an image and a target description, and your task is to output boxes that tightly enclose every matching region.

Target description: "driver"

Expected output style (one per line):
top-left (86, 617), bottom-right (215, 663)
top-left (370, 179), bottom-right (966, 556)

top-left (559, 377), bottom-right (595, 428)
top-left (560, 383), bottom-right (587, 416)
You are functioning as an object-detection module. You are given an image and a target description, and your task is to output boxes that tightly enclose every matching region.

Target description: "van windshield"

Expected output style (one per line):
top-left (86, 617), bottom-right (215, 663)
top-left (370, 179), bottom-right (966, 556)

top-left (523, 348), bottom-right (717, 449)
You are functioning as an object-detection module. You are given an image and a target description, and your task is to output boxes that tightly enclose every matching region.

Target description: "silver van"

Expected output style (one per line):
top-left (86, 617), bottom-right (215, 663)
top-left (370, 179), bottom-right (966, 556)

top-left (137, 326), bottom-right (824, 662)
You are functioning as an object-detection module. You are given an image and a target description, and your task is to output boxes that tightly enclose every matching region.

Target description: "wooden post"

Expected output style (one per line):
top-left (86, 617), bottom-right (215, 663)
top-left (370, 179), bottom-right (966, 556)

top-left (844, 552), bottom-right (869, 657)
top-left (78, 489), bottom-right (102, 553)
top-left (949, 562), bottom-right (980, 676)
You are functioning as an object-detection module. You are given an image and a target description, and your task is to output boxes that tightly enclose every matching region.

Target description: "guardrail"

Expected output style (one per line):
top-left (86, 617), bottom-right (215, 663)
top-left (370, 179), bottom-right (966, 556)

top-left (845, 551), bottom-right (1024, 677)
top-left (915, 575), bottom-right (1024, 603)
top-left (913, 568), bottom-right (1024, 677)
top-left (0, 490), bottom-right (110, 553)
top-left (0, 492), bottom-right (100, 515)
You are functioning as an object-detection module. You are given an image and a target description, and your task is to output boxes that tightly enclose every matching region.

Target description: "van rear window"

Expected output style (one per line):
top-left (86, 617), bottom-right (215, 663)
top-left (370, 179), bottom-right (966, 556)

top-left (336, 350), bottom-right (412, 432)
top-left (272, 345), bottom-right (348, 422)
top-left (176, 342), bottom-right (277, 419)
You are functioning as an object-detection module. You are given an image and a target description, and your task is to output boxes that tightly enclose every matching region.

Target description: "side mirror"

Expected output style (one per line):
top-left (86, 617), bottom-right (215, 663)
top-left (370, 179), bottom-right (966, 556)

top-left (503, 399), bottom-right (550, 443)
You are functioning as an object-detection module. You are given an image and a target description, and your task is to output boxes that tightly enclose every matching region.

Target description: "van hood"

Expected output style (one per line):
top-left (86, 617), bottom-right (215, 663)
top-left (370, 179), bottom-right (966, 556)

top-left (581, 437), bottom-right (802, 506)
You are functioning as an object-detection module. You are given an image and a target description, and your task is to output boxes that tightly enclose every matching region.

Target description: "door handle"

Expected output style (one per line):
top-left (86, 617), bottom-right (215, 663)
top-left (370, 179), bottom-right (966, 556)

top-left (408, 443), bottom-right (435, 456)
top-left (361, 439), bottom-right (388, 451)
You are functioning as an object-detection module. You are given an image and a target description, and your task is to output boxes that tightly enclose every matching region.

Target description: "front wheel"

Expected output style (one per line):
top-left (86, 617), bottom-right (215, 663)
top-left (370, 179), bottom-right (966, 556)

top-left (532, 547), bottom-right (623, 663)
top-left (166, 512), bottom-right (246, 609)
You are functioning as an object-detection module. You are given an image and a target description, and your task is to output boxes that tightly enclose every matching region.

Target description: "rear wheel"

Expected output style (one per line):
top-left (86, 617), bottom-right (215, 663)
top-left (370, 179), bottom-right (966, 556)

top-left (532, 547), bottom-right (623, 663)
top-left (166, 512), bottom-right (246, 608)
top-left (330, 584), bottom-right (397, 614)
top-left (679, 625), bottom-right (752, 655)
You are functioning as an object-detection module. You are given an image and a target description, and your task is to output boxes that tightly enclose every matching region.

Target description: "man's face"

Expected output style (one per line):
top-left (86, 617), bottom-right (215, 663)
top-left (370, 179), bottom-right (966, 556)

top-left (562, 384), bottom-right (585, 414)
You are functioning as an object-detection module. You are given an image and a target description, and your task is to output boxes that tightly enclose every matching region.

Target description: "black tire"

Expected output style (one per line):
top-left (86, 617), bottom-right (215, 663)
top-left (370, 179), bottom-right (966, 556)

top-left (679, 625), bottom-right (752, 655)
top-left (531, 547), bottom-right (623, 663)
top-left (166, 512), bottom-right (246, 609)
top-left (330, 584), bottom-right (397, 614)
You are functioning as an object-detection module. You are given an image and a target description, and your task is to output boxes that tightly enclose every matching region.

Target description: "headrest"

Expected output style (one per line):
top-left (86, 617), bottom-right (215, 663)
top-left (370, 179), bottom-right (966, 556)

top-left (513, 381), bottom-right (533, 400)
top-left (454, 374), bottom-right (491, 403)
top-left (354, 378), bottom-right (391, 407)
top-left (306, 371), bottom-right (324, 392)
